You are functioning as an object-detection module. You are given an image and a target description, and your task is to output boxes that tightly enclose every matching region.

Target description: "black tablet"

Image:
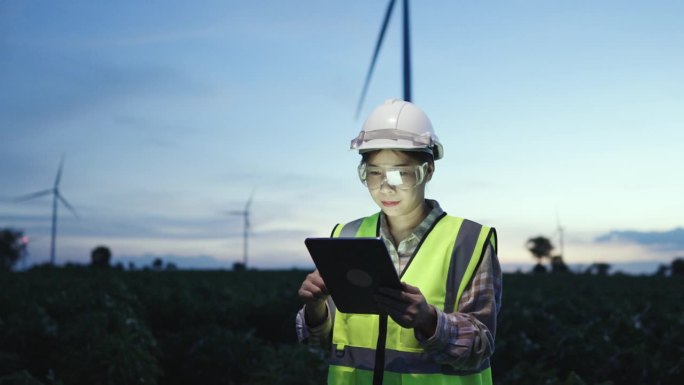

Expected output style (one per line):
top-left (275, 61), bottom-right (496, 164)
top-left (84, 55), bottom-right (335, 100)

top-left (304, 237), bottom-right (402, 314)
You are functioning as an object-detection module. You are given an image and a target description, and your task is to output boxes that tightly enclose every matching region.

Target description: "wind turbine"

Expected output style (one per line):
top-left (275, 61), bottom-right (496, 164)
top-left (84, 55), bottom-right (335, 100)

top-left (15, 157), bottom-right (78, 265)
top-left (228, 192), bottom-right (254, 268)
top-left (554, 210), bottom-right (565, 258)
top-left (356, 0), bottom-right (413, 118)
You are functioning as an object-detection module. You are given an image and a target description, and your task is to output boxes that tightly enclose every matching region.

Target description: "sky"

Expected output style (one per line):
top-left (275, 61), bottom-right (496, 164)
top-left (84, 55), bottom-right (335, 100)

top-left (1, 0), bottom-right (683, 273)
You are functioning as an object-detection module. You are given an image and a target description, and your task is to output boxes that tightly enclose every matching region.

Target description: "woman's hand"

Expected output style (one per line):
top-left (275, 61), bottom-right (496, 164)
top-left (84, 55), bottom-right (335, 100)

top-left (375, 282), bottom-right (437, 336)
top-left (298, 269), bottom-right (329, 326)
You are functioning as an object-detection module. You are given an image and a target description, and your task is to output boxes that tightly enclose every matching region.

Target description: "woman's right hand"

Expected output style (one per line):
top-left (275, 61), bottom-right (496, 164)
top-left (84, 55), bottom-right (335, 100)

top-left (298, 269), bottom-right (329, 326)
top-left (298, 269), bottom-right (329, 305)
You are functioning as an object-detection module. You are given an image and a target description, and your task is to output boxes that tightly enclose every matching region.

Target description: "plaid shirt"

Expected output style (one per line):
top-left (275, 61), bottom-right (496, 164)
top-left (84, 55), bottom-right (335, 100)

top-left (296, 200), bottom-right (502, 370)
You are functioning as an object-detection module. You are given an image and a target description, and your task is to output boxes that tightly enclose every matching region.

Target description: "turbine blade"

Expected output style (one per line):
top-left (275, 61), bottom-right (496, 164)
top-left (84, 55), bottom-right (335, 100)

top-left (402, 0), bottom-right (412, 102)
top-left (15, 189), bottom-right (53, 202)
top-left (56, 193), bottom-right (79, 218)
top-left (356, 0), bottom-right (398, 119)
top-left (245, 190), bottom-right (255, 211)
top-left (55, 155), bottom-right (65, 187)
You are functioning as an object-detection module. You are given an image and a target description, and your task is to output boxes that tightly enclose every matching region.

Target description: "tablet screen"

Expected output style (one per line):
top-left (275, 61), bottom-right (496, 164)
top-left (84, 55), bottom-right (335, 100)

top-left (304, 237), bottom-right (402, 314)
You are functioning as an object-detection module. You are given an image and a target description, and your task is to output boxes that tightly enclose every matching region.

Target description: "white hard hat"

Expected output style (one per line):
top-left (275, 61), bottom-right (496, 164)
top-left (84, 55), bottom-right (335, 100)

top-left (350, 98), bottom-right (443, 160)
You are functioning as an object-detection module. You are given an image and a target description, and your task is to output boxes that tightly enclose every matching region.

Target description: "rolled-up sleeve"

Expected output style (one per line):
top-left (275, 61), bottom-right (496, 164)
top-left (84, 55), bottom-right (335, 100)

top-left (295, 301), bottom-right (334, 350)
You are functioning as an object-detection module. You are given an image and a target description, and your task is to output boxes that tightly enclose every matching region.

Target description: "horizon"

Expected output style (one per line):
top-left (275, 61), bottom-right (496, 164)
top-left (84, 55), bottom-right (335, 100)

top-left (13, 249), bottom-right (682, 277)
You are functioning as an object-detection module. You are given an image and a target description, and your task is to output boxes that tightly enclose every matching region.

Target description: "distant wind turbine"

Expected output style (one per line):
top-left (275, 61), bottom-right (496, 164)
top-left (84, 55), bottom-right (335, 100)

top-left (554, 210), bottom-right (565, 258)
top-left (228, 192), bottom-right (254, 268)
top-left (357, 0), bottom-right (413, 118)
top-left (15, 156), bottom-right (78, 265)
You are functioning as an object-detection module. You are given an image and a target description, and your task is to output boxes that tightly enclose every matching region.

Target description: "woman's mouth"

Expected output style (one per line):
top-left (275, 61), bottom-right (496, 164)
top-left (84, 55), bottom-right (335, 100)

top-left (381, 201), bottom-right (400, 207)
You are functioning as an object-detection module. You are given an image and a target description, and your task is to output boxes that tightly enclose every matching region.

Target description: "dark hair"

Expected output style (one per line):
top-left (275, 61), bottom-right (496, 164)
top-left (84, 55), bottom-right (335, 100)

top-left (360, 150), bottom-right (434, 165)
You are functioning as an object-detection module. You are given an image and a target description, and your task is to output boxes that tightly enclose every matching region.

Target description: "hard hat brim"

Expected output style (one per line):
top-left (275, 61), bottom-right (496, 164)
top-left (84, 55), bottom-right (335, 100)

top-left (356, 139), bottom-right (443, 160)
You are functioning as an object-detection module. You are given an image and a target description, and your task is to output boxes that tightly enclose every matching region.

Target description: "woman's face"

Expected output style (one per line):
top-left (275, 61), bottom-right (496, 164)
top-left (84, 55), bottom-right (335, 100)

top-left (364, 150), bottom-right (433, 220)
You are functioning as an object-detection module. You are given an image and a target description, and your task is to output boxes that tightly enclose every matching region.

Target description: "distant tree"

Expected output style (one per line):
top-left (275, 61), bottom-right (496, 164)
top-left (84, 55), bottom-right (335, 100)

top-left (165, 262), bottom-right (178, 271)
top-left (551, 255), bottom-right (569, 273)
top-left (672, 258), bottom-right (684, 277)
top-left (526, 236), bottom-right (554, 275)
top-left (654, 264), bottom-right (669, 277)
top-left (526, 236), bottom-right (554, 262)
top-left (596, 263), bottom-right (611, 276)
top-left (152, 258), bottom-right (163, 270)
top-left (233, 262), bottom-right (246, 271)
top-left (0, 228), bottom-right (27, 271)
top-left (586, 262), bottom-right (611, 276)
top-left (531, 263), bottom-right (547, 274)
top-left (90, 245), bottom-right (112, 268)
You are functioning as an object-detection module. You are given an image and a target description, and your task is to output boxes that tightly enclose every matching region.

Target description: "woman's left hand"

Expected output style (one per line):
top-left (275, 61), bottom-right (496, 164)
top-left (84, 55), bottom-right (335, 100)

top-left (374, 282), bottom-right (437, 336)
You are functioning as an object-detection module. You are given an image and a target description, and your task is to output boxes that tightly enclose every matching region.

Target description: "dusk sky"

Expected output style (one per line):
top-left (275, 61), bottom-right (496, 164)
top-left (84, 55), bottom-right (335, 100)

top-left (1, 1), bottom-right (683, 273)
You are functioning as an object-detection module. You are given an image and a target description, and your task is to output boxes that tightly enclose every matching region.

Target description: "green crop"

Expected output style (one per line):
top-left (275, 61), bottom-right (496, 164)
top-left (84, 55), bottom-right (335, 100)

top-left (1, 268), bottom-right (682, 385)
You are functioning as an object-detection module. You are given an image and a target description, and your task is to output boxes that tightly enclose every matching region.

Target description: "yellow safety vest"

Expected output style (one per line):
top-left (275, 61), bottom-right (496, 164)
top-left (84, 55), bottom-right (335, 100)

top-left (328, 212), bottom-right (496, 385)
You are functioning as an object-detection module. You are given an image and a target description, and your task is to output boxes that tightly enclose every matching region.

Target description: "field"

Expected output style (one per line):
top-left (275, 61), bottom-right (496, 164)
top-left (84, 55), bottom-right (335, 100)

top-left (1, 268), bottom-right (682, 385)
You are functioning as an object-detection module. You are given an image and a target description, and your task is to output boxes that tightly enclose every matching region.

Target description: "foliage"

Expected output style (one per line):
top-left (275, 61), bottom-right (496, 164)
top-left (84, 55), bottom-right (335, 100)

top-left (532, 262), bottom-right (547, 274)
top-left (89, 246), bottom-right (112, 268)
top-left (585, 262), bottom-right (612, 276)
top-left (493, 273), bottom-right (684, 385)
top-left (0, 267), bottom-right (160, 384)
top-left (0, 228), bottom-right (26, 271)
top-left (526, 236), bottom-right (554, 261)
top-left (550, 255), bottom-right (569, 273)
top-left (672, 258), bottom-right (684, 276)
top-left (151, 258), bottom-right (163, 270)
top-left (1, 268), bottom-right (683, 384)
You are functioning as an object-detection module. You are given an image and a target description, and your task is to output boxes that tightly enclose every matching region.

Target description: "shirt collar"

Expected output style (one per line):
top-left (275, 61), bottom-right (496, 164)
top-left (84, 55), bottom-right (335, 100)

top-left (379, 199), bottom-right (445, 242)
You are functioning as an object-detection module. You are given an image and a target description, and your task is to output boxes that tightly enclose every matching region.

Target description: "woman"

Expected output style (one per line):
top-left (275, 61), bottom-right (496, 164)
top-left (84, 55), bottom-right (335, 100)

top-left (297, 99), bottom-right (502, 385)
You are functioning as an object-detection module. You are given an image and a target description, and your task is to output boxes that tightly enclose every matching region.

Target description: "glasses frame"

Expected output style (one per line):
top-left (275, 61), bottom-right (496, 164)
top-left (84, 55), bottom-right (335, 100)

top-left (357, 162), bottom-right (429, 190)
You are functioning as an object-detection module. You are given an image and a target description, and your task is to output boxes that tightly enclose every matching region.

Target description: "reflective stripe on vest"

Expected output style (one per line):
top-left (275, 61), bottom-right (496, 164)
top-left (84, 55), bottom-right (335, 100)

top-left (328, 213), bottom-right (495, 385)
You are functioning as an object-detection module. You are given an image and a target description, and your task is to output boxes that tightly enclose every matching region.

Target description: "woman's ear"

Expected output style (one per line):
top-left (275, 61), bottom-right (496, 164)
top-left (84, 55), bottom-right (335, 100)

top-left (425, 162), bottom-right (435, 182)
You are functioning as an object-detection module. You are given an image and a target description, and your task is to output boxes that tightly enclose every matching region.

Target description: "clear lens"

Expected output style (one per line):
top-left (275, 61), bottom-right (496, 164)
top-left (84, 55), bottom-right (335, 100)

top-left (358, 162), bottom-right (427, 190)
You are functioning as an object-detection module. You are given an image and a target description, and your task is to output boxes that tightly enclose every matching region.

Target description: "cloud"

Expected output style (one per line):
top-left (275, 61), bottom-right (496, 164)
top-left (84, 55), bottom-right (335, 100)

top-left (595, 227), bottom-right (684, 250)
top-left (0, 46), bottom-right (210, 137)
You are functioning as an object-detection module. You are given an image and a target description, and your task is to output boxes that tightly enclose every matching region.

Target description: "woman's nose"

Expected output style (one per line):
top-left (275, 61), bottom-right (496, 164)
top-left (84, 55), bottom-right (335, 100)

top-left (379, 178), bottom-right (396, 193)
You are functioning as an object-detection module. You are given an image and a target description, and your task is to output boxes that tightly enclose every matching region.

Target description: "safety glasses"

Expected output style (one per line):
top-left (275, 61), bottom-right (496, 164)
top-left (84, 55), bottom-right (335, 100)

top-left (357, 162), bottom-right (428, 190)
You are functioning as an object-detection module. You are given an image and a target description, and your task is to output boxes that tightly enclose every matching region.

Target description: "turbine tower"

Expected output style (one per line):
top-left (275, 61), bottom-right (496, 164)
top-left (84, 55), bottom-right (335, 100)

top-left (229, 192), bottom-right (254, 268)
top-left (357, 0), bottom-right (413, 118)
top-left (16, 156), bottom-right (78, 265)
